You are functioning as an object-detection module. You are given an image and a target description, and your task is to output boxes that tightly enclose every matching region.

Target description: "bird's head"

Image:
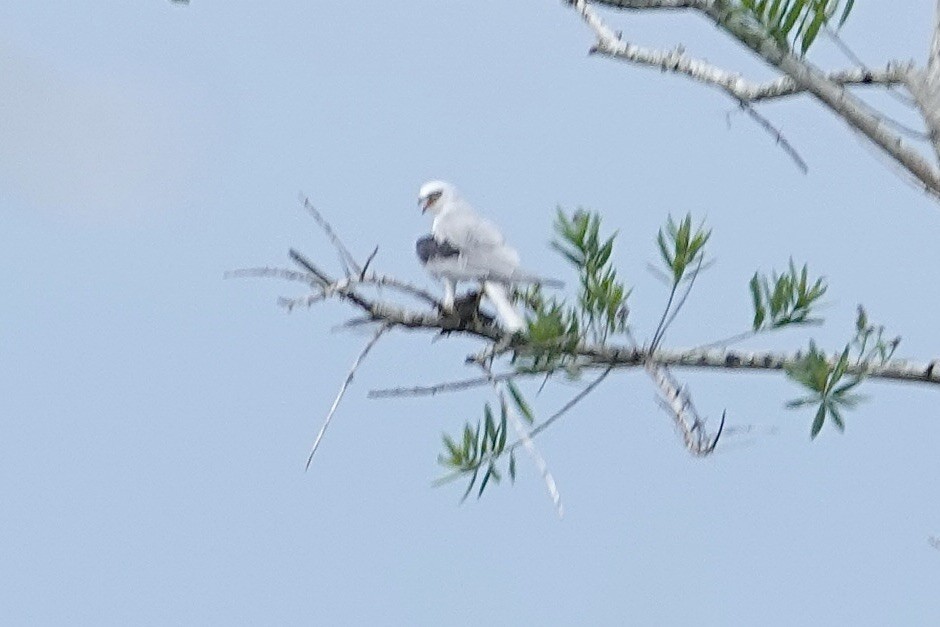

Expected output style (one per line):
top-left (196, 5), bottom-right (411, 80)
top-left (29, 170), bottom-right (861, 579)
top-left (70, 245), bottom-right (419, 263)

top-left (418, 180), bottom-right (456, 215)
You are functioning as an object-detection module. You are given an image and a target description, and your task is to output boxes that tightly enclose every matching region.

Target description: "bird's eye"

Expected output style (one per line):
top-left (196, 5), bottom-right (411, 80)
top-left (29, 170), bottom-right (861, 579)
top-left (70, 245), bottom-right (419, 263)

top-left (428, 191), bottom-right (442, 204)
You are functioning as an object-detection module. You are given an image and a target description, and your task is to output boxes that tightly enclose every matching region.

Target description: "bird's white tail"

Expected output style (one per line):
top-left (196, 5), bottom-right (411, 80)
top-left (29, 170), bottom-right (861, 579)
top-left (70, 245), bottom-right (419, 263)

top-left (483, 282), bottom-right (525, 333)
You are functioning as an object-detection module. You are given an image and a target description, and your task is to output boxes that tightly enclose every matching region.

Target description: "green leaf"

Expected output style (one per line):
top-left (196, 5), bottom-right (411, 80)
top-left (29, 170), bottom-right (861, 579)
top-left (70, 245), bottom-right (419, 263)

top-left (483, 403), bottom-right (496, 444)
top-left (750, 273), bottom-right (765, 330)
top-left (785, 395), bottom-right (820, 409)
top-left (781, 0), bottom-right (807, 34)
top-left (509, 451), bottom-right (517, 483)
top-left (838, 0), bottom-right (855, 27)
top-left (507, 380), bottom-right (534, 424)
top-left (800, 8), bottom-right (826, 54)
top-left (461, 466), bottom-right (479, 503)
top-left (810, 403), bottom-right (826, 439)
top-left (477, 465), bottom-right (493, 498)
top-left (829, 405), bottom-right (846, 432)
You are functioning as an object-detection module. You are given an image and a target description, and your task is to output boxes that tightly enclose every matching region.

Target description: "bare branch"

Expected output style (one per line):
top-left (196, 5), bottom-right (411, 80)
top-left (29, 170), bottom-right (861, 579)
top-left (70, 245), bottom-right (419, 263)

top-left (646, 363), bottom-right (722, 455)
top-left (526, 367), bottom-right (613, 440)
top-left (225, 267), bottom-right (320, 287)
top-left (304, 324), bottom-right (389, 470)
top-left (578, 3), bottom-right (911, 102)
top-left (300, 194), bottom-right (363, 276)
top-left (369, 371), bottom-right (530, 398)
top-left (748, 65), bottom-right (914, 103)
top-left (585, 0), bottom-right (706, 8)
top-left (289, 249), bottom-right (334, 286)
top-left (737, 102), bottom-right (809, 171)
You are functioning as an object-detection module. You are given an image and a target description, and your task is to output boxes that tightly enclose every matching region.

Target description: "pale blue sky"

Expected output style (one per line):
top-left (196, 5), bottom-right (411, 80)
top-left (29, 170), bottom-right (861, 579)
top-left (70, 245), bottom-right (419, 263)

top-left (3, 1), bottom-right (940, 624)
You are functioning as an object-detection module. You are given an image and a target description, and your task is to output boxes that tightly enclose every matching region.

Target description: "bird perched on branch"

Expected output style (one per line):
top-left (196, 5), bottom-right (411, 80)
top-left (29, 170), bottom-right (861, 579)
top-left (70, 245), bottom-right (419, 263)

top-left (416, 180), bottom-right (561, 333)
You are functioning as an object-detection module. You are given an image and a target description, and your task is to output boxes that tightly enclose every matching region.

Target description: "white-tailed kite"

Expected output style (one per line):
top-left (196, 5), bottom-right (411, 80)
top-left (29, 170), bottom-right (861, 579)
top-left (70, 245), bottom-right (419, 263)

top-left (416, 180), bottom-right (560, 333)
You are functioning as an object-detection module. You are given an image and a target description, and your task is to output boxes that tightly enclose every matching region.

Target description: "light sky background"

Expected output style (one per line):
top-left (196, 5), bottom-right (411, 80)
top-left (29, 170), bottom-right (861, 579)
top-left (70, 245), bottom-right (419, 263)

top-left (2, 1), bottom-right (940, 624)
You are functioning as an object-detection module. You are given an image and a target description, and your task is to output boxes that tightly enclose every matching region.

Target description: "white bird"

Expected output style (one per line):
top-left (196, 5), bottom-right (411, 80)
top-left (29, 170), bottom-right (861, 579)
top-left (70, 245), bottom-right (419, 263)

top-left (416, 180), bottom-right (560, 333)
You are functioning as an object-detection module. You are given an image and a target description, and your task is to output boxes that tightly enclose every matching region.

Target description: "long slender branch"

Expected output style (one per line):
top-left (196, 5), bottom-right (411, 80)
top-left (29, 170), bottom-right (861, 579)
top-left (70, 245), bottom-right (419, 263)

top-left (225, 267), bottom-right (321, 286)
top-left (369, 371), bottom-right (528, 398)
top-left (589, 0), bottom-right (706, 8)
top-left (304, 324), bottom-right (388, 470)
top-left (527, 367), bottom-right (613, 440)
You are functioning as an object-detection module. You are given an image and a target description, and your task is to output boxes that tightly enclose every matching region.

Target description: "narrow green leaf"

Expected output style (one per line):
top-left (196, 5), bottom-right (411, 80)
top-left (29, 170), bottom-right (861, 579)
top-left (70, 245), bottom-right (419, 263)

top-left (460, 467), bottom-right (479, 503)
top-left (829, 405), bottom-right (846, 432)
top-left (750, 273), bottom-right (765, 330)
top-left (507, 380), bottom-right (535, 424)
top-left (838, 0), bottom-right (855, 27)
top-left (810, 403), bottom-right (826, 439)
top-left (785, 396), bottom-right (820, 409)
top-left (477, 465), bottom-right (493, 498)
top-left (781, 0), bottom-right (807, 34)
top-left (800, 8), bottom-right (826, 54)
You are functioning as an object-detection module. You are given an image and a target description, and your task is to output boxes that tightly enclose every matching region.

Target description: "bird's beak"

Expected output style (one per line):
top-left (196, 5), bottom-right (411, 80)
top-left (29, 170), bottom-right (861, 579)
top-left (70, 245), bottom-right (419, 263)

top-left (419, 197), bottom-right (428, 213)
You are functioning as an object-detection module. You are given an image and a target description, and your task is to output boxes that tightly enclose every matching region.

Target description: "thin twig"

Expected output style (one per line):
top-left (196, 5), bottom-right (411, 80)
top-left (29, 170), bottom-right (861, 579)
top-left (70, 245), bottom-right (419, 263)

top-left (738, 101), bottom-right (809, 173)
top-left (304, 324), bottom-right (388, 470)
top-left (482, 365), bottom-right (564, 517)
top-left (650, 283), bottom-right (678, 352)
top-left (361, 246), bottom-right (380, 279)
top-left (694, 329), bottom-right (758, 351)
top-left (369, 371), bottom-right (529, 398)
top-left (300, 194), bottom-right (363, 276)
top-left (289, 249), bottom-right (333, 285)
top-left (527, 367), bottom-right (613, 441)
top-left (652, 255), bottom-right (705, 349)
top-left (225, 267), bottom-right (320, 286)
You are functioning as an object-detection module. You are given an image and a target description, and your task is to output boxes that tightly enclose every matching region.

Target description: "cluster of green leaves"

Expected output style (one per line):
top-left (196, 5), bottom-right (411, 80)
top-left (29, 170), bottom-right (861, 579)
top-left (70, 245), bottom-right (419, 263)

top-left (785, 307), bottom-right (899, 438)
top-left (785, 342), bottom-right (862, 438)
top-left (551, 209), bottom-right (630, 344)
top-left (656, 214), bottom-right (711, 286)
top-left (851, 305), bottom-right (901, 368)
top-left (435, 381), bottom-right (533, 500)
top-left (737, 0), bottom-right (855, 54)
top-left (749, 260), bottom-right (827, 331)
top-left (518, 285), bottom-right (581, 372)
